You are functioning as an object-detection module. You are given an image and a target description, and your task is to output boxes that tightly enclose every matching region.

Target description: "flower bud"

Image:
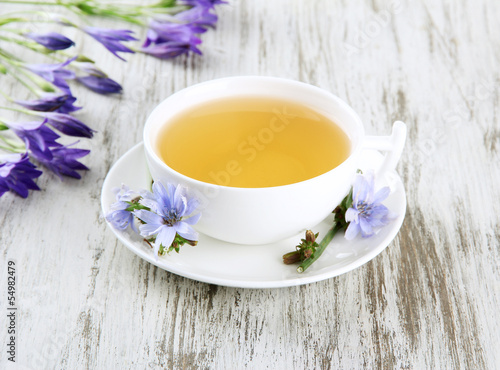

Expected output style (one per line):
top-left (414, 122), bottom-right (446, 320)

top-left (283, 251), bottom-right (302, 265)
top-left (305, 230), bottom-right (316, 243)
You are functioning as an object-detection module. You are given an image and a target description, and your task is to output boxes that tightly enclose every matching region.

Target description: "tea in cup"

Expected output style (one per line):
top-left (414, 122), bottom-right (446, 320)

top-left (143, 77), bottom-right (406, 244)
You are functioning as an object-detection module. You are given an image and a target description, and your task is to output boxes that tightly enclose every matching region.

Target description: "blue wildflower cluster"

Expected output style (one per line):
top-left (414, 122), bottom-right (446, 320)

top-left (0, 0), bottom-right (225, 198)
top-left (106, 182), bottom-right (201, 259)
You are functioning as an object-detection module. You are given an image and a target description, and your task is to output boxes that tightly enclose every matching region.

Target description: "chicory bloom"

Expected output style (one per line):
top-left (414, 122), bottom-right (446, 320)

top-left (43, 112), bottom-right (95, 138)
top-left (106, 185), bottom-right (139, 232)
top-left (134, 182), bottom-right (200, 259)
top-left (15, 93), bottom-right (80, 113)
top-left (7, 119), bottom-right (60, 161)
top-left (344, 172), bottom-right (392, 240)
top-left (77, 75), bottom-right (123, 94)
top-left (25, 57), bottom-right (76, 92)
top-left (36, 144), bottom-right (89, 179)
top-left (0, 153), bottom-right (42, 198)
top-left (24, 32), bottom-right (75, 50)
top-left (82, 27), bottom-right (137, 61)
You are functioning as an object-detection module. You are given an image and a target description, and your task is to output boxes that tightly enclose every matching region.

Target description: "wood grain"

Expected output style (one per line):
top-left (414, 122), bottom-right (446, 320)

top-left (1, 0), bottom-right (499, 369)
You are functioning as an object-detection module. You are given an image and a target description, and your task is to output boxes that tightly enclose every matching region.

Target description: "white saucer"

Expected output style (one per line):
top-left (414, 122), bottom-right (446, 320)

top-left (101, 143), bottom-right (406, 288)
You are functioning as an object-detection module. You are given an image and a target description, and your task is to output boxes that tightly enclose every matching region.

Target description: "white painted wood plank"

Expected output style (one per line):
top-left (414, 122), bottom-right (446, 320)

top-left (0, 0), bottom-right (499, 369)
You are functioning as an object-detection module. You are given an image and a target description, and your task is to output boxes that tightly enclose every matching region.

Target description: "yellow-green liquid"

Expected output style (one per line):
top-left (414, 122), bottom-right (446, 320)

top-left (156, 97), bottom-right (350, 188)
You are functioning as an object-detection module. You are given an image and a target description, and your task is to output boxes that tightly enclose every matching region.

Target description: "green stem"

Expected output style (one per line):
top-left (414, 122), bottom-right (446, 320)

top-left (0, 134), bottom-right (25, 152)
top-left (297, 222), bottom-right (344, 273)
top-left (0, 0), bottom-right (59, 5)
top-left (0, 89), bottom-right (13, 102)
top-left (0, 105), bottom-right (35, 115)
top-left (0, 60), bottom-right (40, 95)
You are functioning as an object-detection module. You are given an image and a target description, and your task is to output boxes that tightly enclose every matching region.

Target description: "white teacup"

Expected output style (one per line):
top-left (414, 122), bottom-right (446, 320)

top-left (143, 76), bottom-right (406, 244)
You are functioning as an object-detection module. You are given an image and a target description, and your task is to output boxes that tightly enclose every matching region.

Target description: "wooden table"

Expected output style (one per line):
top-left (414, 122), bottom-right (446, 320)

top-left (1, 0), bottom-right (499, 368)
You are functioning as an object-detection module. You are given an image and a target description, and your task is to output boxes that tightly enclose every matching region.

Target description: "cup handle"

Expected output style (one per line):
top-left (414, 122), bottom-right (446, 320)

top-left (362, 121), bottom-right (407, 178)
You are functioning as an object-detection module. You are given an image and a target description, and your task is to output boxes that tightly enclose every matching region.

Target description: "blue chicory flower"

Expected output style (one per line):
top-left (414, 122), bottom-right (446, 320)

top-left (76, 75), bottom-right (123, 94)
top-left (82, 27), bottom-right (137, 61)
top-left (15, 93), bottom-right (81, 113)
top-left (344, 172), bottom-right (393, 240)
top-left (42, 112), bottom-right (95, 138)
top-left (106, 185), bottom-right (139, 232)
top-left (25, 57), bottom-right (77, 93)
top-left (134, 182), bottom-right (200, 259)
top-left (35, 144), bottom-right (90, 179)
top-left (0, 153), bottom-right (42, 198)
top-left (24, 32), bottom-right (75, 50)
top-left (7, 119), bottom-right (61, 161)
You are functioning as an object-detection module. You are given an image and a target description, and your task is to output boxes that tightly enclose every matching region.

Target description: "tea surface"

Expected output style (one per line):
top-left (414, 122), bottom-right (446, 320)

top-left (156, 97), bottom-right (350, 188)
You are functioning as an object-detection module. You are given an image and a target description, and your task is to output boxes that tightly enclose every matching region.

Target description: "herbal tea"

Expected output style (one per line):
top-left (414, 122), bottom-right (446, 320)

top-left (156, 97), bottom-right (350, 188)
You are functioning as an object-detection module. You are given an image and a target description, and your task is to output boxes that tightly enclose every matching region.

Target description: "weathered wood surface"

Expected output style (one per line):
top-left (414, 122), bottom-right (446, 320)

top-left (1, 0), bottom-right (499, 369)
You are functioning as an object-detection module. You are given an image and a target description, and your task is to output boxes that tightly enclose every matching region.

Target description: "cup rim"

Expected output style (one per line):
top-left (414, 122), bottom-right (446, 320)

top-left (143, 76), bottom-right (365, 192)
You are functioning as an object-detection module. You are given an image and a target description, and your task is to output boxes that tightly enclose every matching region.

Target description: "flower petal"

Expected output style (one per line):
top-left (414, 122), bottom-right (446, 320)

top-left (134, 209), bottom-right (163, 226)
top-left (345, 207), bottom-right (360, 223)
top-left (155, 225), bottom-right (176, 251)
top-left (344, 222), bottom-right (360, 240)
top-left (352, 174), bottom-right (368, 203)
top-left (174, 221), bottom-right (199, 241)
top-left (373, 186), bottom-right (390, 204)
top-left (185, 197), bottom-right (199, 216)
top-left (359, 218), bottom-right (374, 238)
top-left (183, 212), bottom-right (201, 225)
top-left (139, 222), bottom-right (163, 237)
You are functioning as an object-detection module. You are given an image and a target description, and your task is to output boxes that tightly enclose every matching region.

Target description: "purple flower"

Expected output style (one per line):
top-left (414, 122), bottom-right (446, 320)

top-left (36, 144), bottom-right (89, 179)
top-left (7, 120), bottom-right (61, 161)
top-left (15, 93), bottom-right (81, 113)
top-left (25, 57), bottom-right (76, 92)
top-left (76, 75), bottom-right (122, 94)
top-left (344, 172), bottom-right (393, 240)
top-left (140, 38), bottom-right (202, 59)
top-left (147, 20), bottom-right (204, 44)
top-left (134, 182), bottom-right (200, 259)
top-left (43, 112), bottom-right (95, 138)
top-left (56, 95), bottom-right (81, 114)
top-left (106, 185), bottom-right (139, 232)
top-left (141, 22), bottom-right (202, 59)
top-left (73, 62), bottom-right (108, 78)
top-left (0, 153), bottom-right (42, 198)
top-left (180, 0), bottom-right (227, 7)
top-left (24, 32), bottom-right (75, 50)
top-left (82, 27), bottom-right (137, 61)
top-left (176, 5), bottom-right (219, 31)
